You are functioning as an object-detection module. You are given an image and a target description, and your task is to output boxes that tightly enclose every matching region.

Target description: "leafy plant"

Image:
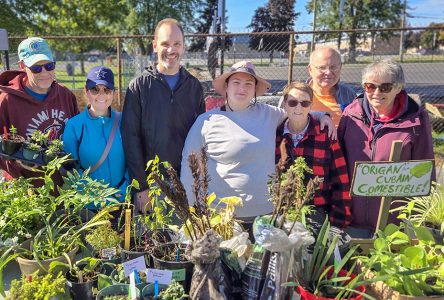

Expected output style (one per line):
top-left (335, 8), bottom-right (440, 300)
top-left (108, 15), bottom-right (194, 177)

top-left (109, 264), bottom-right (147, 284)
top-left (29, 130), bottom-right (50, 147)
top-left (9, 124), bottom-right (17, 136)
top-left (7, 271), bottom-right (69, 300)
top-left (359, 223), bottom-right (444, 297)
top-left (286, 218), bottom-right (371, 299)
top-left (45, 139), bottom-right (64, 157)
top-left (49, 256), bottom-right (102, 283)
top-left (24, 142), bottom-right (43, 152)
top-left (393, 182), bottom-right (444, 234)
top-left (85, 224), bottom-right (122, 258)
top-left (158, 280), bottom-right (187, 300)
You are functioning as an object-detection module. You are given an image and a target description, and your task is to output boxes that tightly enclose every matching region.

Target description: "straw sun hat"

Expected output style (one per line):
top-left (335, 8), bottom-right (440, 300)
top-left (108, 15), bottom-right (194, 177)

top-left (212, 60), bottom-right (271, 97)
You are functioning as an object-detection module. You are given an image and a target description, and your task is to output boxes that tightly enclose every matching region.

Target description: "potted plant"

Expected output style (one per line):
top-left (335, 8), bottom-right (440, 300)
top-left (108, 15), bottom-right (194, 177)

top-left (6, 271), bottom-right (70, 300)
top-left (1, 124), bottom-right (25, 155)
top-left (142, 280), bottom-right (186, 300)
top-left (43, 138), bottom-right (64, 163)
top-left (50, 256), bottom-right (103, 300)
top-left (393, 182), bottom-right (444, 244)
top-left (85, 223), bottom-right (122, 274)
top-left (29, 129), bottom-right (50, 148)
top-left (22, 141), bottom-right (43, 160)
top-left (96, 283), bottom-right (141, 300)
top-left (109, 264), bottom-right (148, 291)
top-left (359, 223), bottom-right (444, 299)
top-left (285, 218), bottom-right (369, 300)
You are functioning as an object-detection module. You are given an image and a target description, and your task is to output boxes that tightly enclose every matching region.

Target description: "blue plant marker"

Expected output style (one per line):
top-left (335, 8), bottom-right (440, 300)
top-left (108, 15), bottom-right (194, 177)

top-left (134, 270), bottom-right (140, 284)
top-left (155, 280), bottom-right (159, 297)
top-left (176, 247), bottom-right (180, 262)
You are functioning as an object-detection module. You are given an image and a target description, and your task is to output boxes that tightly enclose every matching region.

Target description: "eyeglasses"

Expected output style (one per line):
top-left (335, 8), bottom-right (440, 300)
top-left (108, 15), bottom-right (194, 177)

top-left (312, 64), bottom-right (341, 73)
top-left (28, 62), bottom-right (56, 74)
top-left (89, 86), bottom-right (114, 95)
top-left (286, 99), bottom-right (312, 108)
top-left (363, 82), bottom-right (395, 93)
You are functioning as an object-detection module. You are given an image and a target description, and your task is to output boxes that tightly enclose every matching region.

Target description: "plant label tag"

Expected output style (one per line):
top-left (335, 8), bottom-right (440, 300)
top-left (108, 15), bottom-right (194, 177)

top-left (101, 247), bottom-right (117, 259)
top-left (171, 268), bottom-right (186, 282)
top-left (147, 268), bottom-right (173, 285)
top-left (129, 271), bottom-right (137, 300)
top-left (123, 255), bottom-right (146, 277)
top-left (334, 244), bottom-right (342, 264)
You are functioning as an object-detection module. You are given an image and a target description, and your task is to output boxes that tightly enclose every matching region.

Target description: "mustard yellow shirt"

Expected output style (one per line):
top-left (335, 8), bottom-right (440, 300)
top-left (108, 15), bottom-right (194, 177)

top-left (311, 92), bottom-right (342, 127)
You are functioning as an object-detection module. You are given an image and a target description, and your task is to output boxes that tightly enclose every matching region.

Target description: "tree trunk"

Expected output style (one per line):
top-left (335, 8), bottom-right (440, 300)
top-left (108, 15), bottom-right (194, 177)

top-left (349, 32), bottom-right (357, 63)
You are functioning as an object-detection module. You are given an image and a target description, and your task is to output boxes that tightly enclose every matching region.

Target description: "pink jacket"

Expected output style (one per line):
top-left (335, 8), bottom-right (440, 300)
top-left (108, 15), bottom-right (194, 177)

top-left (338, 91), bottom-right (435, 231)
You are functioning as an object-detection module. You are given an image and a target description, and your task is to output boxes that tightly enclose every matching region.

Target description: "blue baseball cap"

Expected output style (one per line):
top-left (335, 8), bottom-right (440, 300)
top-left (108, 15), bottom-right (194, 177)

top-left (86, 66), bottom-right (115, 90)
top-left (18, 37), bottom-right (54, 67)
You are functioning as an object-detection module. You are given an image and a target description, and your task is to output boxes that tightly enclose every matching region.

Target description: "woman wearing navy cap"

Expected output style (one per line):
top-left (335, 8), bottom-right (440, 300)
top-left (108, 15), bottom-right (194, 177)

top-left (63, 66), bottom-right (129, 209)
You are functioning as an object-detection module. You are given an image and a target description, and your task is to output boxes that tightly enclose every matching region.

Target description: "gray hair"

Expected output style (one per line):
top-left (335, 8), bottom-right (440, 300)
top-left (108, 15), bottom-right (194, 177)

top-left (362, 59), bottom-right (405, 89)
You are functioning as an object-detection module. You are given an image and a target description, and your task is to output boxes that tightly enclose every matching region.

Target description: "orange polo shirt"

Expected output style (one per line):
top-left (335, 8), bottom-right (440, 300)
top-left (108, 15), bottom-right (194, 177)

top-left (311, 92), bottom-right (342, 127)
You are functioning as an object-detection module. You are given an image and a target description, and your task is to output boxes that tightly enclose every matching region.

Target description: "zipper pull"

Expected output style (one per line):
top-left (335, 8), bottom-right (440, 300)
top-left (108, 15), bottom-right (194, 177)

top-left (170, 91), bottom-right (174, 103)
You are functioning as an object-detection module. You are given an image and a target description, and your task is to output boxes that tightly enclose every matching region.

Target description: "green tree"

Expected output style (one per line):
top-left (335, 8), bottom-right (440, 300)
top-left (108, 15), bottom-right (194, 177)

top-left (0, 0), bottom-right (50, 36)
top-left (248, 0), bottom-right (298, 63)
top-left (419, 22), bottom-right (444, 50)
top-left (306, 0), bottom-right (403, 62)
top-left (122, 0), bottom-right (202, 56)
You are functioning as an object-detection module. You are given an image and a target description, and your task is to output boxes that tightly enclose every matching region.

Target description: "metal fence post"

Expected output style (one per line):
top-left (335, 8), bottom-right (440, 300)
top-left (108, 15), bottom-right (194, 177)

top-left (116, 37), bottom-right (122, 109)
top-left (288, 33), bottom-right (295, 85)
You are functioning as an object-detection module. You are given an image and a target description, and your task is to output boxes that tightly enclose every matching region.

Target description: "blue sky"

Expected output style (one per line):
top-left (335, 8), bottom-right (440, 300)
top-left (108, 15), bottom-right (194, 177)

top-left (225, 0), bottom-right (444, 32)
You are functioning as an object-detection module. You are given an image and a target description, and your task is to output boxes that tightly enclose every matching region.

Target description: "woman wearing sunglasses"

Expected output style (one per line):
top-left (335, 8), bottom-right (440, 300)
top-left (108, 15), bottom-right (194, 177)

top-left (338, 59), bottom-right (434, 238)
top-left (63, 66), bottom-right (129, 209)
top-left (275, 82), bottom-right (352, 229)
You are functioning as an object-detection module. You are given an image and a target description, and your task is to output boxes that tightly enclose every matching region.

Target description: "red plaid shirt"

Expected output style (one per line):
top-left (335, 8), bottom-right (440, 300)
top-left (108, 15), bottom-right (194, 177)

top-left (275, 115), bottom-right (352, 228)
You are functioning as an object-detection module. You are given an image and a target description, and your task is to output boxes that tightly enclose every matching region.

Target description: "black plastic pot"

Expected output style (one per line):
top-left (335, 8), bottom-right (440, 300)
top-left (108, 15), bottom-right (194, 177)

top-left (119, 237), bottom-right (152, 267)
top-left (66, 271), bottom-right (97, 300)
top-left (151, 243), bottom-right (194, 293)
top-left (1, 136), bottom-right (24, 155)
top-left (428, 226), bottom-right (444, 245)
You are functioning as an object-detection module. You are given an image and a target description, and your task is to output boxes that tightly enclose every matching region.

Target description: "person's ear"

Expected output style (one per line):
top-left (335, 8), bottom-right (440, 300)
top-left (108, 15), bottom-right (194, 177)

top-left (18, 61), bottom-right (26, 70)
top-left (152, 39), bottom-right (157, 53)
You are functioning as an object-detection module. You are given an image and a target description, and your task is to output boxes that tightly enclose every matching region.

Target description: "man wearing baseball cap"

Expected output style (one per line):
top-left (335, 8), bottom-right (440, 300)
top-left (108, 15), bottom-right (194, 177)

top-left (0, 37), bottom-right (79, 180)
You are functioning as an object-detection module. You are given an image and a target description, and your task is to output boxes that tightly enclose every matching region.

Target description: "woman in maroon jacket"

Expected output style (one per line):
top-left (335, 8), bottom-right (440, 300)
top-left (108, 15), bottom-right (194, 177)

top-left (338, 59), bottom-right (434, 238)
top-left (276, 82), bottom-right (352, 228)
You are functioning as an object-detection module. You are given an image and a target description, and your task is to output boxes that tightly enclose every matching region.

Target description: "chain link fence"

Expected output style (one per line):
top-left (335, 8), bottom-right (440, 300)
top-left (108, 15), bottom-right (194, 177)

top-left (2, 26), bottom-right (444, 127)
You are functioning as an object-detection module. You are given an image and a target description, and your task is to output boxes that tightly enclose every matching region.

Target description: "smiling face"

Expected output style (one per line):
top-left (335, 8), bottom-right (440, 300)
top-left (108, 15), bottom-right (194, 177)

top-left (20, 60), bottom-right (55, 94)
top-left (364, 73), bottom-right (402, 116)
top-left (284, 88), bottom-right (312, 124)
top-left (308, 48), bottom-right (341, 94)
top-left (86, 84), bottom-right (114, 117)
top-left (153, 23), bottom-right (184, 75)
top-left (225, 72), bottom-right (256, 111)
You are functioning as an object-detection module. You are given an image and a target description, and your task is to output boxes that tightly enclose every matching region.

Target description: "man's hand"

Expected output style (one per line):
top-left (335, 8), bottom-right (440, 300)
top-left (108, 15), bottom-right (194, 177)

top-left (136, 189), bottom-right (152, 213)
top-left (320, 114), bottom-right (337, 140)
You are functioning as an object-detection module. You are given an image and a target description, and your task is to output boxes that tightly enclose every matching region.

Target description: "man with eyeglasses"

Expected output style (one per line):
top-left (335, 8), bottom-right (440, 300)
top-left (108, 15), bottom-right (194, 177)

top-left (307, 47), bottom-right (356, 126)
top-left (0, 37), bottom-right (79, 180)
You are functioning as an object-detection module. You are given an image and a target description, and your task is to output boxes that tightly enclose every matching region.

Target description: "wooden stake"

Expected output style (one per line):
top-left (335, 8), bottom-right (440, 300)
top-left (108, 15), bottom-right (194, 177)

top-left (124, 208), bottom-right (131, 251)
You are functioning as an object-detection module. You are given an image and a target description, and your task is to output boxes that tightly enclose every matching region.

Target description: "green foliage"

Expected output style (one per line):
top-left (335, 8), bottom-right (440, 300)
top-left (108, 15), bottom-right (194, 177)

top-left (45, 139), bottom-right (63, 157)
top-left (25, 142), bottom-right (43, 152)
top-left (29, 130), bottom-right (50, 147)
top-left (85, 224), bottom-right (122, 257)
top-left (49, 256), bottom-right (102, 283)
top-left (7, 271), bottom-right (69, 300)
top-left (360, 223), bottom-right (444, 296)
top-left (8, 124), bottom-right (17, 136)
top-left (393, 182), bottom-right (444, 234)
top-left (159, 280), bottom-right (187, 300)
top-left (306, 0), bottom-right (403, 62)
top-left (248, 0), bottom-right (299, 53)
top-left (109, 264), bottom-right (146, 284)
top-left (289, 218), bottom-right (371, 299)
top-left (420, 23), bottom-right (444, 49)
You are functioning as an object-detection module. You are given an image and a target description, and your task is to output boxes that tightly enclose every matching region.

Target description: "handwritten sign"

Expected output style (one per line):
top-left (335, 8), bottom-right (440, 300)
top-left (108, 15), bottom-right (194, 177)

top-left (351, 160), bottom-right (433, 197)
top-left (101, 247), bottom-right (117, 259)
top-left (147, 268), bottom-right (173, 285)
top-left (123, 256), bottom-right (147, 277)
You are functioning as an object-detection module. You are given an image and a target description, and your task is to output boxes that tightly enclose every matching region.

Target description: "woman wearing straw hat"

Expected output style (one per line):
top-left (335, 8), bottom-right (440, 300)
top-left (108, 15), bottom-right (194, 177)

top-left (180, 61), bottom-right (334, 231)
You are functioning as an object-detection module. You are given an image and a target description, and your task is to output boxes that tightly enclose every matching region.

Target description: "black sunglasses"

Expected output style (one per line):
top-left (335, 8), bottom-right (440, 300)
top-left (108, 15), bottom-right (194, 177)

top-left (89, 86), bottom-right (114, 95)
top-left (286, 99), bottom-right (312, 108)
top-left (363, 82), bottom-right (394, 93)
top-left (28, 62), bottom-right (56, 74)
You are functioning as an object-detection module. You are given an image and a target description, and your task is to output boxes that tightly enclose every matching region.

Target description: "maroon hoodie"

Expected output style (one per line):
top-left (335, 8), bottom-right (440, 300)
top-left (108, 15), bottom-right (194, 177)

top-left (0, 70), bottom-right (79, 179)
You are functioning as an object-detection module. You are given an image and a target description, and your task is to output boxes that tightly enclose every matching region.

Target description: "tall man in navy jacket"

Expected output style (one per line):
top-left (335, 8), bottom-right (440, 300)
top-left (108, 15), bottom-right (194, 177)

top-left (121, 18), bottom-right (205, 212)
